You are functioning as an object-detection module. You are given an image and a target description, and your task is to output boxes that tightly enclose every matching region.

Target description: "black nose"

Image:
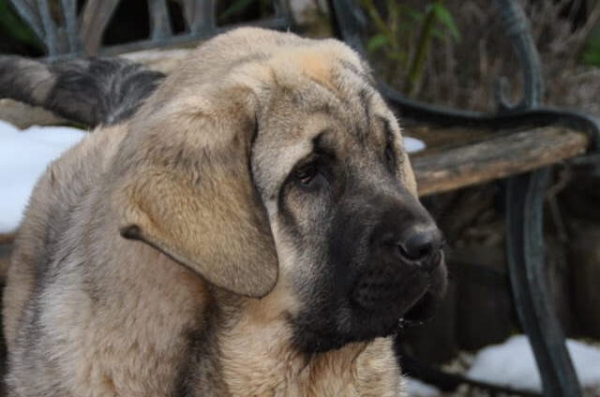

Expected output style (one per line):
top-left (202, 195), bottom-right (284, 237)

top-left (398, 226), bottom-right (442, 262)
top-left (376, 224), bottom-right (442, 272)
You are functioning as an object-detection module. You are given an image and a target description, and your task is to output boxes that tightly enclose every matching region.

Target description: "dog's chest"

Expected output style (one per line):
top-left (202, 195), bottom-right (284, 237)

top-left (217, 324), bottom-right (404, 397)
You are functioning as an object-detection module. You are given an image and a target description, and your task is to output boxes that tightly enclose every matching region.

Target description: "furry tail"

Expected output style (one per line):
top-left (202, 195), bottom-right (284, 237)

top-left (0, 56), bottom-right (164, 127)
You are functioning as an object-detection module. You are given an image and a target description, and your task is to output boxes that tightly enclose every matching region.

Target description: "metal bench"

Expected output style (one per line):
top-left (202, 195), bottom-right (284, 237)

top-left (1, 0), bottom-right (599, 395)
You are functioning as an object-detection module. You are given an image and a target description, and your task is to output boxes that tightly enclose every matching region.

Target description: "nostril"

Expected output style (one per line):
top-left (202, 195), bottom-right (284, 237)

top-left (398, 228), bottom-right (442, 262)
top-left (398, 240), bottom-right (432, 261)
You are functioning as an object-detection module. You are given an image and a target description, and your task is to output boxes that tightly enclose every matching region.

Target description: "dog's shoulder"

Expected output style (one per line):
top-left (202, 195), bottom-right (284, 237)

top-left (18, 124), bottom-right (126, 258)
top-left (22, 123), bottom-right (126, 245)
top-left (2, 125), bottom-right (127, 347)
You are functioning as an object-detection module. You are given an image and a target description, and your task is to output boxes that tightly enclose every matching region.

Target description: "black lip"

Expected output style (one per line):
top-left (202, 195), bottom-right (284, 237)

top-left (402, 291), bottom-right (439, 324)
top-left (350, 253), bottom-right (446, 318)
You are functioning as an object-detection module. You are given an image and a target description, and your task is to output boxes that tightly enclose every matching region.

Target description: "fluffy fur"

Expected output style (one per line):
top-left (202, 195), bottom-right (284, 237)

top-left (2, 28), bottom-right (446, 396)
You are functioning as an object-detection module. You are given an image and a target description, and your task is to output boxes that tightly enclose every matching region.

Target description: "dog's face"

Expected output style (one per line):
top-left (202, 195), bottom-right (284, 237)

top-left (249, 47), bottom-right (447, 353)
top-left (115, 28), bottom-right (446, 354)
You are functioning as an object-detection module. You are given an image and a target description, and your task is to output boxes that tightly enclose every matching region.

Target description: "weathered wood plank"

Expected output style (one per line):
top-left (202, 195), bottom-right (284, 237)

top-left (412, 127), bottom-right (590, 196)
top-left (0, 234), bottom-right (15, 245)
top-left (79, 0), bottom-right (120, 55)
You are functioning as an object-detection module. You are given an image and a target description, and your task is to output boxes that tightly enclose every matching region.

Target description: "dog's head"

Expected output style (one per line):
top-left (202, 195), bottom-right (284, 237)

top-left (113, 28), bottom-right (447, 352)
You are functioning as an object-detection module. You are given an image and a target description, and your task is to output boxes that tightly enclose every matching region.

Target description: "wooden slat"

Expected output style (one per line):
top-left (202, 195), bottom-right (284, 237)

top-left (79, 0), bottom-right (120, 55)
top-left (60, 0), bottom-right (81, 53)
top-left (0, 234), bottom-right (16, 245)
top-left (182, 0), bottom-right (215, 34)
top-left (35, 0), bottom-right (59, 55)
top-left (413, 127), bottom-right (590, 196)
top-left (148, 0), bottom-right (173, 40)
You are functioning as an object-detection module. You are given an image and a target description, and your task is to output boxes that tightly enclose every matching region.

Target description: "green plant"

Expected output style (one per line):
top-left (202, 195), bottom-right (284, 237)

top-left (362, 0), bottom-right (460, 98)
top-left (219, 0), bottom-right (272, 23)
top-left (0, 0), bottom-right (42, 53)
top-left (583, 35), bottom-right (600, 67)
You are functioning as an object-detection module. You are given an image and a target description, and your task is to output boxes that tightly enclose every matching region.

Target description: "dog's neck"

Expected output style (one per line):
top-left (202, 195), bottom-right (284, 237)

top-left (207, 291), bottom-right (404, 397)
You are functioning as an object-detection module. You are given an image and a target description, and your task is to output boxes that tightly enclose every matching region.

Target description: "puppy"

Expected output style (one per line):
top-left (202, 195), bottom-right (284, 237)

top-left (2, 27), bottom-right (446, 396)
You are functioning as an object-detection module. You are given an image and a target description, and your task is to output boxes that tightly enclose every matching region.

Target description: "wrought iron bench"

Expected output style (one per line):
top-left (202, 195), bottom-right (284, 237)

top-left (1, 0), bottom-right (599, 396)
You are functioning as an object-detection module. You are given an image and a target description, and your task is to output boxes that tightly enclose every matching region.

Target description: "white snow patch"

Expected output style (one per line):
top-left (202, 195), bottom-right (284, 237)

top-left (405, 377), bottom-right (441, 397)
top-left (405, 136), bottom-right (426, 153)
top-left (0, 120), bottom-right (86, 233)
top-left (467, 335), bottom-right (600, 392)
top-left (0, 120), bottom-right (425, 234)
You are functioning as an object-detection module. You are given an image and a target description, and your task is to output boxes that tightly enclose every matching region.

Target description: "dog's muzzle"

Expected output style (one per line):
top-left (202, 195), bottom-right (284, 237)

top-left (291, 187), bottom-right (448, 353)
top-left (351, 221), bottom-right (445, 322)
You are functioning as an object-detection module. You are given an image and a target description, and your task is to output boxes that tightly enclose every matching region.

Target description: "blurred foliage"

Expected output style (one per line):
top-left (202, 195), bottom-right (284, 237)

top-left (583, 33), bottom-right (600, 67)
top-left (361, 0), bottom-right (460, 98)
top-left (218, 0), bottom-right (273, 24)
top-left (0, 0), bottom-right (43, 54)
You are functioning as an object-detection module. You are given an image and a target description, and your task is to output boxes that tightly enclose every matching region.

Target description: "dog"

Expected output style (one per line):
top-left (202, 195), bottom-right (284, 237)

top-left (2, 27), bottom-right (447, 396)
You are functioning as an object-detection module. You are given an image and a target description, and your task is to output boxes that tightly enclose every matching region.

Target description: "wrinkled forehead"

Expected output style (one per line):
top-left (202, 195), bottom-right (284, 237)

top-left (251, 49), bottom-right (403, 195)
top-left (261, 40), bottom-right (398, 136)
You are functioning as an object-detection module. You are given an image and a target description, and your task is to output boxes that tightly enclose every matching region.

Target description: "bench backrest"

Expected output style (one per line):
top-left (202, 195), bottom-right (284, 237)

top-left (6, 0), bottom-right (293, 58)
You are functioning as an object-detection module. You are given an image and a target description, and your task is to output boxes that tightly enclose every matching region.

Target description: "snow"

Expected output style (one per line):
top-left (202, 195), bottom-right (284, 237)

top-left (405, 136), bottom-right (426, 153)
top-left (405, 377), bottom-right (441, 397)
top-left (0, 120), bottom-right (86, 233)
top-left (404, 335), bottom-right (600, 395)
top-left (467, 335), bottom-right (600, 392)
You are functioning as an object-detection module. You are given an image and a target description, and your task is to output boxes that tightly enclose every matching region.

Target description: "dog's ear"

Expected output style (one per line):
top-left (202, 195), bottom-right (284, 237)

top-left (115, 94), bottom-right (278, 298)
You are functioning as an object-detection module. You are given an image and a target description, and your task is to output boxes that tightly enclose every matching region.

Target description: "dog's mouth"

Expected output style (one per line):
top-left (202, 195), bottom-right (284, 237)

top-left (402, 290), bottom-right (439, 324)
top-left (290, 254), bottom-right (446, 354)
top-left (350, 255), bottom-right (446, 325)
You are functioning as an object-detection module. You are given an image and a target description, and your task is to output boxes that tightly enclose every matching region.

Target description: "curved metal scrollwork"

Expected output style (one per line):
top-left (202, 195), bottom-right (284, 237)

top-left (492, 0), bottom-right (543, 110)
top-left (496, 1), bottom-right (581, 396)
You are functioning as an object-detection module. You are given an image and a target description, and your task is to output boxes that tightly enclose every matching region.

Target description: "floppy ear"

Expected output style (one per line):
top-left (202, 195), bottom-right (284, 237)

top-left (115, 95), bottom-right (278, 298)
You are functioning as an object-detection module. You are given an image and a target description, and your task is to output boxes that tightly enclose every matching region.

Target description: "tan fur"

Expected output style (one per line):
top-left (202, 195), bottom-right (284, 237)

top-left (219, 302), bottom-right (403, 397)
top-left (2, 28), bottom-right (416, 396)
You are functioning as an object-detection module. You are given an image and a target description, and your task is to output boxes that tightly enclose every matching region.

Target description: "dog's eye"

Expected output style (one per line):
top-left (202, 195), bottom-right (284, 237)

top-left (294, 163), bottom-right (318, 185)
